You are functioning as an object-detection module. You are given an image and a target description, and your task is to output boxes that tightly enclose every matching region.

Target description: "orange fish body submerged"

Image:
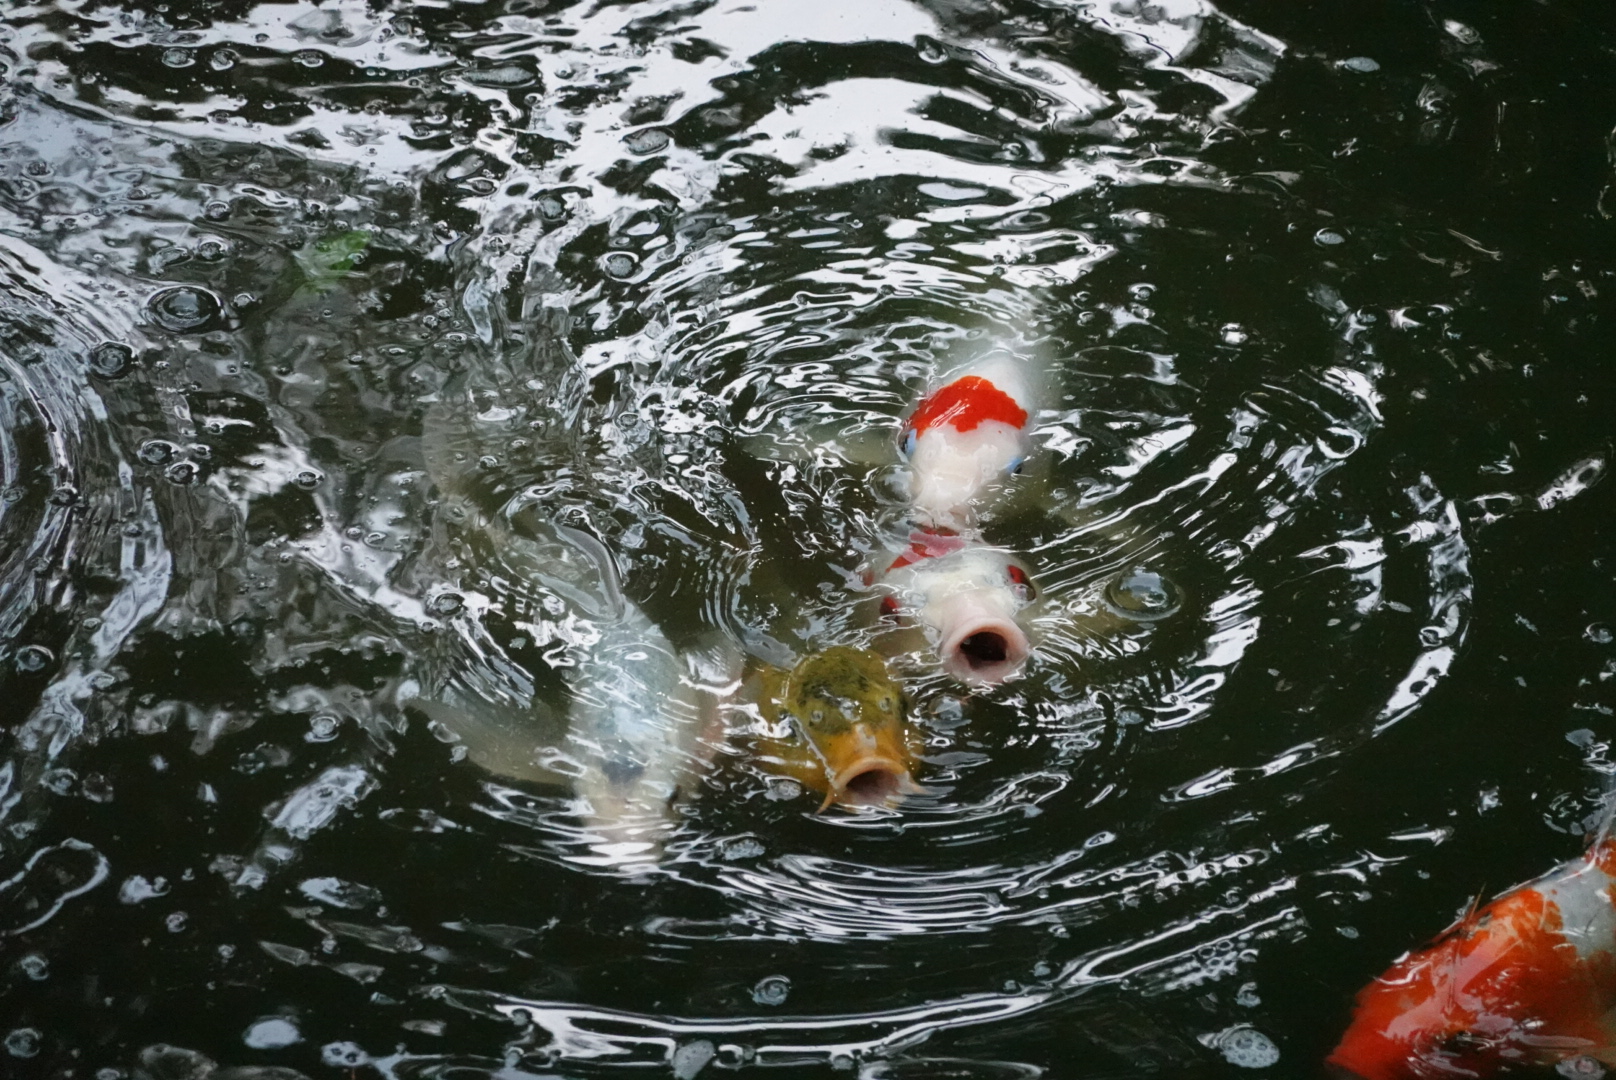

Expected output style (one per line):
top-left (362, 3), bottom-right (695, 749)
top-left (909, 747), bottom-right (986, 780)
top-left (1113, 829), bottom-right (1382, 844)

top-left (752, 646), bottom-right (922, 810)
top-left (900, 356), bottom-right (1033, 529)
top-left (1329, 835), bottom-right (1616, 1079)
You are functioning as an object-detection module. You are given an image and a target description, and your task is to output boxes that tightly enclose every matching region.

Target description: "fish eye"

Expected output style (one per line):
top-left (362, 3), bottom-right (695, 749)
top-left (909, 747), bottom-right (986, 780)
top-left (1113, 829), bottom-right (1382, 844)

top-left (899, 429), bottom-right (916, 457)
top-left (1007, 456), bottom-right (1024, 474)
top-left (1007, 564), bottom-right (1035, 600)
top-left (880, 596), bottom-right (901, 620)
top-left (878, 696), bottom-right (892, 712)
top-left (811, 709), bottom-right (824, 724)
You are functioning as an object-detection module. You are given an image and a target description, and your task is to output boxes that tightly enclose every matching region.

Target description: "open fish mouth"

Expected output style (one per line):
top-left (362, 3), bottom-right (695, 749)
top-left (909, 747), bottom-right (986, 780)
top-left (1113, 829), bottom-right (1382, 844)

top-left (940, 616), bottom-right (1030, 684)
top-left (821, 754), bottom-right (916, 810)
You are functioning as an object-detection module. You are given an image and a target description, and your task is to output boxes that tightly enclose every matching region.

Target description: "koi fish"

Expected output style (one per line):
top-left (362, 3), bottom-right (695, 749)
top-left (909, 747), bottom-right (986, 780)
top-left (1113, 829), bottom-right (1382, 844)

top-left (1328, 821), bottom-right (1616, 1079)
top-left (418, 531), bottom-right (733, 868)
top-left (751, 646), bottom-right (922, 810)
top-left (875, 530), bottom-right (1036, 684)
top-left (899, 355), bottom-right (1035, 528)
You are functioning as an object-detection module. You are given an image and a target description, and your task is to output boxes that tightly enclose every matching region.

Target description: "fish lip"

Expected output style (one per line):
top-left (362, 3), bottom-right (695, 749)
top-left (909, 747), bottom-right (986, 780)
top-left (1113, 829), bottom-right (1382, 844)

top-left (821, 755), bottom-right (915, 810)
top-left (939, 616), bottom-right (1030, 684)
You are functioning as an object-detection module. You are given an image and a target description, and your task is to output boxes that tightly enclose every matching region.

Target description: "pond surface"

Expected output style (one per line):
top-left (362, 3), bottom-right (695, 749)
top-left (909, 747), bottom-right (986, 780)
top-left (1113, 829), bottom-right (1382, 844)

top-left (2, 0), bottom-right (1615, 1076)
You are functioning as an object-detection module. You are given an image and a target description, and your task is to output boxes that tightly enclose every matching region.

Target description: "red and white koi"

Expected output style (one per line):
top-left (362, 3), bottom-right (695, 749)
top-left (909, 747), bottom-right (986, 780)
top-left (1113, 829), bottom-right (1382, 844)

top-left (874, 529), bottom-right (1036, 685)
top-left (1328, 822), bottom-right (1616, 1079)
top-left (899, 355), bottom-right (1035, 528)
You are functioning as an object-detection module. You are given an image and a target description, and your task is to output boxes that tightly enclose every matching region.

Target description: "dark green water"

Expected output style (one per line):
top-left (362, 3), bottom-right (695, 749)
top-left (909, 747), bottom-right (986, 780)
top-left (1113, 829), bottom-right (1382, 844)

top-left (1, 0), bottom-right (1614, 1076)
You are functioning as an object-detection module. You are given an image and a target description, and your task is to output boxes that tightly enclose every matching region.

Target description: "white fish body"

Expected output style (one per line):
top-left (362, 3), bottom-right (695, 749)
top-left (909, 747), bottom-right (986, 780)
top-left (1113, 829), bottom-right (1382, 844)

top-left (557, 601), bottom-right (719, 862)
top-left (901, 354), bottom-right (1037, 529)
top-left (877, 533), bottom-right (1035, 684)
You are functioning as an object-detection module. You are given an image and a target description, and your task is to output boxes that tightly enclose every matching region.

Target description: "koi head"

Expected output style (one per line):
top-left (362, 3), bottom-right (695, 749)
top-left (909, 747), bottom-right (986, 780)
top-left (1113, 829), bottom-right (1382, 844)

top-left (776, 646), bottom-right (920, 809)
top-left (900, 361), bottom-right (1032, 527)
top-left (1328, 884), bottom-right (1616, 1080)
top-left (880, 538), bottom-right (1035, 684)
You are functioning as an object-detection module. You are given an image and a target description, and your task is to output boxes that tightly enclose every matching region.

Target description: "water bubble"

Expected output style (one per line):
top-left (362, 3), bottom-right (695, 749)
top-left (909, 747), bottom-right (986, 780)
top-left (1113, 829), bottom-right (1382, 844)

top-left (42, 767), bottom-right (76, 795)
top-left (15, 645), bottom-right (54, 673)
top-left (322, 1042), bottom-right (371, 1068)
top-left (672, 1040), bottom-right (715, 1080)
top-left (161, 49), bottom-right (195, 69)
top-left (293, 469), bottom-right (322, 490)
top-left (1128, 282), bottom-right (1156, 301)
top-left (18, 954), bottom-right (47, 980)
top-left (4, 1028), bottom-right (40, 1058)
top-left (210, 49), bottom-right (238, 71)
top-left (1220, 323), bottom-right (1249, 345)
top-left (751, 975), bottom-right (790, 1006)
top-left (623, 128), bottom-right (671, 155)
top-left (1340, 56), bottom-right (1380, 73)
top-left (148, 286), bottom-right (222, 333)
top-left (1586, 623), bottom-right (1612, 644)
top-left (306, 714), bottom-right (341, 742)
top-left (602, 252), bottom-right (638, 278)
top-left (537, 196), bottom-right (567, 220)
top-left (118, 875), bottom-right (170, 904)
top-left (1560, 1057), bottom-right (1608, 1079)
top-left (88, 341), bottom-right (135, 379)
top-left (138, 440), bottom-right (179, 465)
top-left (721, 837), bottom-right (765, 861)
top-left (1314, 229), bottom-right (1346, 246)
top-left (1105, 567), bottom-right (1182, 620)
top-left (203, 200), bottom-right (231, 221)
top-left (195, 238), bottom-right (228, 261)
top-left (764, 778), bottom-right (801, 801)
top-left (294, 50), bottom-right (325, 68)
top-left (243, 1017), bottom-right (301, 1049)
top-left (1316, 425), bottom-right (1363, 459)
top-left (165, 461), bottom-right (201, 485)
top-left (1217, 1026), bottom-right (1279, 1068)
top-left (48, 484), bottom-right (78, 506)
top-left (428, 592), bottom-right (464, 616)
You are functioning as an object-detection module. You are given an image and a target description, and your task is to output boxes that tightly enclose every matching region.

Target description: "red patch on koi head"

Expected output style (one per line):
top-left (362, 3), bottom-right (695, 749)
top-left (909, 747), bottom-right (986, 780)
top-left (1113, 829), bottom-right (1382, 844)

top-left (887, 529), bottom-right (966, 572)
top-left (903, 376), bottom-right (1028, 441)
top-left (1328, 884), bottom-right (1616, 1080)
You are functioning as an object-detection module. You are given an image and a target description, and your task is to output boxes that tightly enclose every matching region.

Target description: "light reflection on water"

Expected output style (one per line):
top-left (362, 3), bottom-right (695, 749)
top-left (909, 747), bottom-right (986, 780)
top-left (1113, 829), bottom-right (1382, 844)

top-left (1, 0), bottom-right (1614, 1075)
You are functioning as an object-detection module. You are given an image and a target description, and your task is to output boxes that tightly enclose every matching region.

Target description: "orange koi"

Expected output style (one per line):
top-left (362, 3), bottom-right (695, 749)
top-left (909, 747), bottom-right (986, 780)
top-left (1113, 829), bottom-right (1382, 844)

top-left (1328, 827), bottom-right (1616, 1079)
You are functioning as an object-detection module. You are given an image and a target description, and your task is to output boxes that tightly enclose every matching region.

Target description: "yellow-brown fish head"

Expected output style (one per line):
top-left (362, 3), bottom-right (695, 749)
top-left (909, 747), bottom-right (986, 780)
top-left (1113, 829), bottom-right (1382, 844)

top-left (780, 646), bottom-right (920, 809)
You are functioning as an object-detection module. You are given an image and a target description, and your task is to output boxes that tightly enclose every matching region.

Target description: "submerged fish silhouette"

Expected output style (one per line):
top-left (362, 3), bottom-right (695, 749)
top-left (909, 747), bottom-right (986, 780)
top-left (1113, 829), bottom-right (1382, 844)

top-left (1329, 819), bottom-right (1616, 1079)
